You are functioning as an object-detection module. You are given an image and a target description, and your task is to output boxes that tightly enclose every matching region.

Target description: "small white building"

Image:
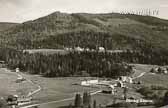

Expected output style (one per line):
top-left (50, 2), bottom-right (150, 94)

top-left (15, 68), bottom-right (20, 73)
top-left (162, 68), bottom-right (168, 74)
top-left (64, 48), bottom-right (72, 51)
top-left (101, 85), bottom-right (115, 95)
top-left (99, 47), bottom-right (105, 52)
top-left (119, 76), bottom-right (133, 84)
top-left (75, 47), bottom-right (84, 52)
top-left (81, 80), bottom-right (99, 86)
top-left (16, 74), bottom-right (25, 83)
top-left (85, 48), bottom-right (90, 51)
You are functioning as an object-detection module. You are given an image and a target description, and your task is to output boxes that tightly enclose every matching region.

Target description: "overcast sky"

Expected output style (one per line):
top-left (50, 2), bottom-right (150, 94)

top-left (0, 0), bottom-right (168, 23)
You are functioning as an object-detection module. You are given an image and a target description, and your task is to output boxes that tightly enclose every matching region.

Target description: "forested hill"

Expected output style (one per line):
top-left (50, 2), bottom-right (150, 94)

top-left (0, 12), bottom-right (168, 50)
top-left (0, 22), bottom-right (18, 31)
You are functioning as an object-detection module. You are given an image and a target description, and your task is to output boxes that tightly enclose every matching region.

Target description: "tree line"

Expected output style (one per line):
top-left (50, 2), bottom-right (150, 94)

top-left (0, 46), bottom-right (168, 78)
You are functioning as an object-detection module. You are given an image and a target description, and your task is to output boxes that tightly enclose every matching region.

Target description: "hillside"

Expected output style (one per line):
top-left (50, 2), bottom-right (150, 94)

top-left (0, 22), bottom-right (18, 31)
top-left (0, 12), bottom-right (168, 50)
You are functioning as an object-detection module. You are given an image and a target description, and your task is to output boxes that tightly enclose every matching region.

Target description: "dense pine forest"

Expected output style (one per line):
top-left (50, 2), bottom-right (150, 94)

top-left (0, 47), bottom-right (168, 78)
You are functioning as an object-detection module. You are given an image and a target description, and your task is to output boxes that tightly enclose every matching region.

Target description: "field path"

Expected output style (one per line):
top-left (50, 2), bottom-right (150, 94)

top-left (20, 90), bottom-right (101, 108)
top-left (19, 72), bottom-right (42, 97)
top-left (132, 70), bottom-right (146, 80)
top-left (16, 71), bottom-right (42, 97)
top-left (2, 68), bottom-right (42, 98)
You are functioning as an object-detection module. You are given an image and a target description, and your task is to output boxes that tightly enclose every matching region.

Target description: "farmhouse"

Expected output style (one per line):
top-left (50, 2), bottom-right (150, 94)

top-left (118, 76), bottom-right (133, 83)
top-left (101, 85), bottom-right (115, 94)
top-left (7, 95), bottom-right (18, 107)
top-left (117, 81), bottom-right (125, 88)
top-left (64, 47), bottom-right (72, 51)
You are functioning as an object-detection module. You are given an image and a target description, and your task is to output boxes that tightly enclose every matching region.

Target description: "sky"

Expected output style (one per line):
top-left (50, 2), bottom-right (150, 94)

top-left (0, 0), bottom-right (168, 23)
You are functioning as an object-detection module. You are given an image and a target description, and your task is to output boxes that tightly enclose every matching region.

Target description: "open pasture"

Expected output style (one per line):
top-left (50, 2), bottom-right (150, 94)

top-left (0, 68), bottom-right (37, 98)
top-left (132, 64), bottom-right (168, 87)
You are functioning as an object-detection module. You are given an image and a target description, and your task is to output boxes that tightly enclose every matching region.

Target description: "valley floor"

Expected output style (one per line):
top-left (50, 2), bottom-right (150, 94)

top-left (1, 64), bottom-right (168, 108)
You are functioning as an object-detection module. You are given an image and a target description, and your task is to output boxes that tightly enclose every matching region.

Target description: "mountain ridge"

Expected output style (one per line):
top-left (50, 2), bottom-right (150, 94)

top-left (0, 22), bottom-right (19, 31)
top-left (0, 12), bottom-right (168, 50)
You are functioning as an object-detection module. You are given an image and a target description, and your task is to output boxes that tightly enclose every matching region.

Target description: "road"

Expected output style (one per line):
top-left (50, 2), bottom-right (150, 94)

top-left (16, 71), bottom-right (42, 97)
top-left (20, 90), bottom-right (101, 108)
top-left (132, 71), bottom-right (146, 80)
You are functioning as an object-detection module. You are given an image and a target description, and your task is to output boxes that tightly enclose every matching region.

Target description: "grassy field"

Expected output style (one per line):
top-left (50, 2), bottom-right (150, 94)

top-left (19, 73), bottom-right (131, 108)
top-left (132, 64), bottom-right (168, 87)
top-left (0, 68), bottom-right (37, 98)
top-left (1, 64), bottom-right (167, 108)
top-left (0, 68), bottom-right (120, 108)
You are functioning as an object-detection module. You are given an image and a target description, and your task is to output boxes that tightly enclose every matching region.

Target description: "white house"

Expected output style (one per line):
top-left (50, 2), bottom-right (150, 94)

top-left (99, 47), bottom-right (105, 52)
top-left (162, 68), bottom-right (168, 74)
top-left (81, 80), bottom-right (99, 86)
top-left (75, 47), bottom-right (84, 52)
top-left (101, 85), bottom-right (115, 95)
top-left (119, 76), bottom-right (133, 84)
top-left (85, 48), bottom-right (90, 51)
top-left (16, 68), bottom-right (20, 73)
top-left (127, 77), bottom-right (133, 84)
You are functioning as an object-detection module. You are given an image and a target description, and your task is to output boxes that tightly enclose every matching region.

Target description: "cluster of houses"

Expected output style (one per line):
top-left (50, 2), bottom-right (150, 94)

top-left (150, 67), bottom-right (168, 74)
top-left (64, 46), bottom-right (105, 52)
top-left (6, 94), bottom-right (32, 108)
top-left (80, 76), bottom-right (133, 95)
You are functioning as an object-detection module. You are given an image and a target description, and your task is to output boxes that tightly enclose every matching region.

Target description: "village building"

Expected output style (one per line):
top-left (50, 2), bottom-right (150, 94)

top-left (119, 76), bottom-right (127, 82)
top-left (15, 68), bottom-right (20, 73)
top-left (151, 67), bottom-right (168, 74)
top-left (101, 85), bottom-right (115, 95)
top-left (85, 48), bottom-right (90, 51)
top-left (98, 47), bottom-right (105, 52)
top-left (81, 79), bottom-right (99, 86)
top-left (162, 68), bottom-right (168, 74)
top-left (7, 95), bottom-right (18, 108)
top-left (75, 47), bottom-right (84, 52)
top-left (117, 81), bottom-right (125, 88)
top-left (118, 76), bottom-right (133, 84)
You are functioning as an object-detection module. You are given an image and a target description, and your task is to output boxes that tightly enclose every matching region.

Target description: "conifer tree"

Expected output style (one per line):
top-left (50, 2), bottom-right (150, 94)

top-left (74, 93), bottom-right (82, 107)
